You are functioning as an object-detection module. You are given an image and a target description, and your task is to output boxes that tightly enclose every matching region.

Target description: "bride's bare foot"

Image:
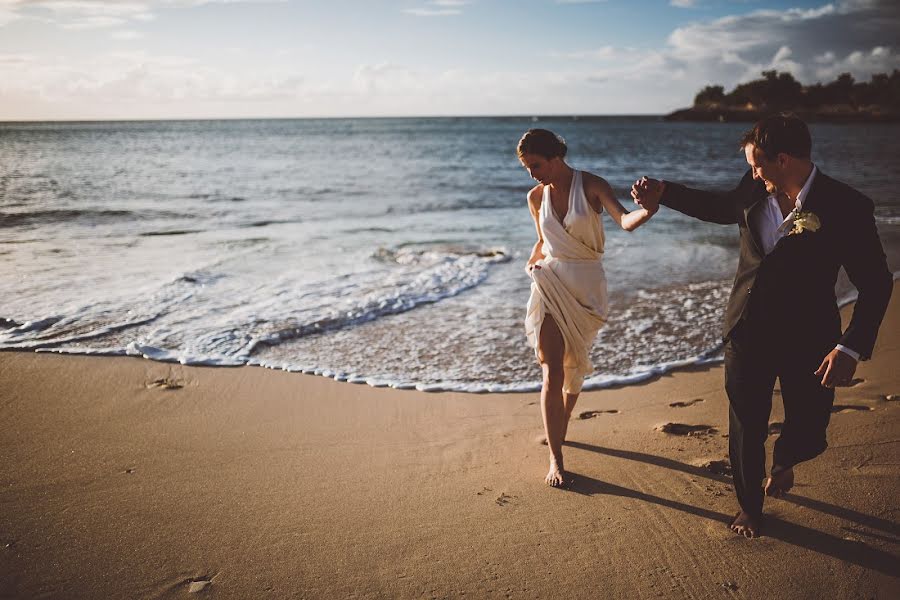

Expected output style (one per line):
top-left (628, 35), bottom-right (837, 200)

top-left (765, 467), bottom-right (794, 498)
top-left (729, 511), bottom-right (760, 538)
top-left (545, 457), bottom-right (566, 487)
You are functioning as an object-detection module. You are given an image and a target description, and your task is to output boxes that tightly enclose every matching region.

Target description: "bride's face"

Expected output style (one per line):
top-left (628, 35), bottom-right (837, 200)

top-left (519, 153), bottom-right (555, 184)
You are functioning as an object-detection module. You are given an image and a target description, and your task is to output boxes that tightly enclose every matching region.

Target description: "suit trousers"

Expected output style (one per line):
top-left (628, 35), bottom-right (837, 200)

top-left (724, 319), bottom-right (836, 517)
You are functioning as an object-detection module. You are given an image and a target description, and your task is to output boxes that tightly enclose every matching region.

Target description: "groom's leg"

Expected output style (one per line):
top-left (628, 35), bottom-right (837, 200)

top-left (773, 362), bottom-right (835, 471)
top-left (724, 331), bottom-right (776, 519)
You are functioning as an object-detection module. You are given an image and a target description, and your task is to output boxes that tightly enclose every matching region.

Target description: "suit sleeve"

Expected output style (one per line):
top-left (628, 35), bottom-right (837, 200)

top-left (838, 192), bottom-right (893, 360)
top-left (659, 171), bottom-right (753, 225)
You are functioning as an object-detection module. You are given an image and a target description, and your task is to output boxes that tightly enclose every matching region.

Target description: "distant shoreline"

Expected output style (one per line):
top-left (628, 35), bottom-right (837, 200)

top-left (668, 70), bottom-right (900, 123)
top-left (665, 106), bottom-right (900, 123)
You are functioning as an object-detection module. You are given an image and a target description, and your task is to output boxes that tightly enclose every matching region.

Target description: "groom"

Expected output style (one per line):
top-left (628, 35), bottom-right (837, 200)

top-left (632, 114), bottom-right (892, 538)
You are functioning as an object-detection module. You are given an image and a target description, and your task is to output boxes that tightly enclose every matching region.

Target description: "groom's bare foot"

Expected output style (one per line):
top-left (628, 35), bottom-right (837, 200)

top-left (545, 457), bottom-right (566, 487)
top-left (765, 467), bottom-right (794, 498)
top-left (729, 511), bottom-right (760, 539)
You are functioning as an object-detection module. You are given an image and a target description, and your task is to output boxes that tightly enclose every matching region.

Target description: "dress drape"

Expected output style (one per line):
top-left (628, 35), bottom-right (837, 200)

top-left (525, 169), bottom-right (608, 394)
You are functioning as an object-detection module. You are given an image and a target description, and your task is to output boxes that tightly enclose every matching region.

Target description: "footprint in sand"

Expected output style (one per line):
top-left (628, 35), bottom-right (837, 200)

top-left (831, 405), bottom-right (874, 414)
top-left (147, 377), bottom-right (184, 390)
top-left (768, 422), bottom-right (783, 435)
top-left (847, 378), bottom-right (865, 387)
top-left (669, 398), bottom-right (704, 408)
top-left (656, 423), bottom-right (717, 436)
top-left (187, 577), bottom-right (213, 593)
top-left (123, 467), bottom-right (136, 475)
top-left (476, 487), bottom-right (516, 506)
top-left (578, 409), bottom-right (619, 419)
top-left (883, 394), bottom-right (898, 402)
top-left (495, 493), bottom-right (517, 507)
top-left (702, 459), bottom-right (732, 477)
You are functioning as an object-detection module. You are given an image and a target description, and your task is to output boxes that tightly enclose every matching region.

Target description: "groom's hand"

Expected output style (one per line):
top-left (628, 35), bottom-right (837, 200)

top-left (815, 348), bottom-right (858, 388)
top-left (631, 177), bottom-right (664, 214)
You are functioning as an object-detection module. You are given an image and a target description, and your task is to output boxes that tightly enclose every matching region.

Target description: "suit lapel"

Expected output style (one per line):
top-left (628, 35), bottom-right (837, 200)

top-left (797, 169), bottom-right (826, 215)
top-left (743, 196), bottom-right (767, 258)
top-left (770, 169), bottom-right (825, 254)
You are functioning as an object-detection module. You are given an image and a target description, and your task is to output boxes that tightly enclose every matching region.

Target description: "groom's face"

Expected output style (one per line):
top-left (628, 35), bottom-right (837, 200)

top-left (745, 144), bottom-right (783, 194)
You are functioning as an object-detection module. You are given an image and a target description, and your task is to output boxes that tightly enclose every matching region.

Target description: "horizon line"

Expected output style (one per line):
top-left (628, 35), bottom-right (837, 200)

top-left (0, 113), bottom-right (668, 125)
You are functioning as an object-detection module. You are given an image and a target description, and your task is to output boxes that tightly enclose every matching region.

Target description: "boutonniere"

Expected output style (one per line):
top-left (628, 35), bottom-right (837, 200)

top-left (789, 210), bottom-right (821, 236)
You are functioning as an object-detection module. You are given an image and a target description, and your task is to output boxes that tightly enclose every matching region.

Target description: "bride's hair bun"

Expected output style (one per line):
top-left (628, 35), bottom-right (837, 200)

top-left (516, 129), bottom-right (567, 159)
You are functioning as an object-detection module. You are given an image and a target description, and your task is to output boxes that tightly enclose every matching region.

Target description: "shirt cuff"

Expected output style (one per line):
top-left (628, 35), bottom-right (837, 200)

top-left (836, 345), bottom-right (860, 362)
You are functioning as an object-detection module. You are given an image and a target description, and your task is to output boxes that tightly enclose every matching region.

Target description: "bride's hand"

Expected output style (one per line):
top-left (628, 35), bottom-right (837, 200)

top-left (631, 176), bottom-right (664, 213)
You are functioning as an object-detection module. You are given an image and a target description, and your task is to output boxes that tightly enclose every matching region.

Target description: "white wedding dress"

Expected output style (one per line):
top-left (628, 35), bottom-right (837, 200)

top-left (525, 169), bottom-right (609, 394)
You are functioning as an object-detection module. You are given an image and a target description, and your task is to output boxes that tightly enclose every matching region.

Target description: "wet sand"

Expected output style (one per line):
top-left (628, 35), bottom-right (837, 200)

top-left (1, 283), bottom-right (898, 599)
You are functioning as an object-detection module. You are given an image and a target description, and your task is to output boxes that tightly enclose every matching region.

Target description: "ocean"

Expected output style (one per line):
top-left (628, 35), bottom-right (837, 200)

top-left (1, 117), bottom-right (898, 392)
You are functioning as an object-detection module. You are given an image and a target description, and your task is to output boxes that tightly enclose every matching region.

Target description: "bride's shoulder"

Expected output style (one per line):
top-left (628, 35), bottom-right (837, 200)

top-left (581, 171), bottom-right (608, 187)
top-left (581, 172), bottom-right (614, 197)
top-left (527, 184), bottom-right (544, 202)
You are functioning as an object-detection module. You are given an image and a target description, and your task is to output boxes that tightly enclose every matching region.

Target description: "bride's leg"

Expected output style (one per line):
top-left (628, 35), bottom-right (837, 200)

top-left (539, 314), bottom-right (567, 487)
top-left (562, 392), bottom-right (579, 441)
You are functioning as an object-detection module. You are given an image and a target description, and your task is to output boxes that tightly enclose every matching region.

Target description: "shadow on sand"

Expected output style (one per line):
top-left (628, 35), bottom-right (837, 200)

top-left (563, 441), bottom-right (900, 576)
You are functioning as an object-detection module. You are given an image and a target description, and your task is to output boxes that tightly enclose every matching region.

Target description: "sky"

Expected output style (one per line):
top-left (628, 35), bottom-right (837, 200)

top-left (0, 0), bottom-right (898, 120)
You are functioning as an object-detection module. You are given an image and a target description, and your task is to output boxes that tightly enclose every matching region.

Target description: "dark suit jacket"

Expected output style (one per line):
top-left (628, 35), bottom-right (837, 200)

top-left (660, 169), bottom-right (892, 360)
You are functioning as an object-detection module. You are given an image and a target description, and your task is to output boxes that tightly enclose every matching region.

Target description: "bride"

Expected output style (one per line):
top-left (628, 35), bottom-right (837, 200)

top-left (518, 129), bottom-right (656, 487)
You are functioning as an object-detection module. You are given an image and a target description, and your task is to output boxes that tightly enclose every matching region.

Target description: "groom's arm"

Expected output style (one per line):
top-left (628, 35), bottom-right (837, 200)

top-left (836, 189), bottom-right (893, 360)
top-left (658, 170), bottom-right (754, 225)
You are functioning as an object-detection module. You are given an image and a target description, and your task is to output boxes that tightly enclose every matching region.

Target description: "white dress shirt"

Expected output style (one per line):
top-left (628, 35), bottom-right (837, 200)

top-left (751, 165), bottom-right (859, 362)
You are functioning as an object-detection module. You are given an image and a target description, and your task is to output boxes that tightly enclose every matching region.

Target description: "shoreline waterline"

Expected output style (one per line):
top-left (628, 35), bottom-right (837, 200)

top-left (9, 272), bottom-right (894, 394)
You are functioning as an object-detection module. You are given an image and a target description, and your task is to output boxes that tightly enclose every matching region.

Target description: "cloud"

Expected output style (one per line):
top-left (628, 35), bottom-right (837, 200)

top-left (555, 0), bottom-right (897, 90)
top-left (0, 0), bottom-right (152, 28)
top-left (811, 45), bottom-right (898, 80)
top-left (0, 52), bottom-right (34, 66)
top-left (534, 0), bottom-right (900, 113)
top-left (110, 29), bottom-right (144, 40)
top-left (0, 50), bottom-right (303, 104)
top-left (401, 0), bottom-right (469, 16)
top-left (550, 46), bottom-right (643, 62)
top-left (661, 0), bottom-right (900, 84)
top-left (669, 0), bottom-right (697, 7)
top-left (401, 8), bottom-right (461, 16)
top-left (0, 0), bottom-right (283, 29)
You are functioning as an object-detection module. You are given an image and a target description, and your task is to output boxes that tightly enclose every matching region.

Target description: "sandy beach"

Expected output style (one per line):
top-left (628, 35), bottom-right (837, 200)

top-left (1, 284), bottom-right (898, 599)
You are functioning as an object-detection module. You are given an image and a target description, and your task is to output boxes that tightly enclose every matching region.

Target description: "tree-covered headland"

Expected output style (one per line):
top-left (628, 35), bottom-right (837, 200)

top-left (666, 70), bottom-right (900, 122)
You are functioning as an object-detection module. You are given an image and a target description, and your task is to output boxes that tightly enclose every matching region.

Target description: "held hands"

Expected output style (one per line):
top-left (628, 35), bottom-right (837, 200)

top-left (631, 177), bottom-right (664, 214)
top-left (814, 348), bottom-right (858, 389)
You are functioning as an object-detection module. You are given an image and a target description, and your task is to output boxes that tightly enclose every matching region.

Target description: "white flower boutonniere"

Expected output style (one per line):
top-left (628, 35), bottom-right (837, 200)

top-left (789, 211), bottom-right (821, 236)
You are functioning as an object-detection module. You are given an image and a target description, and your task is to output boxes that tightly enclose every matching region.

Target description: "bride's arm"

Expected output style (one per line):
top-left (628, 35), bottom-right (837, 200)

top-left (526, 186), bottom-right (546, 270)
top-left (587, 174), bottom-right (656, 232)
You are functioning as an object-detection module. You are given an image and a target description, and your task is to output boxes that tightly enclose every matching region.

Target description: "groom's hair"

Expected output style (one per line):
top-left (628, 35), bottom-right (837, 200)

top-left (517, 129), bottom-right (567, 159)
top-left (740, 114), bottom-right (811, 161)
